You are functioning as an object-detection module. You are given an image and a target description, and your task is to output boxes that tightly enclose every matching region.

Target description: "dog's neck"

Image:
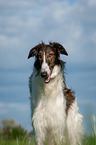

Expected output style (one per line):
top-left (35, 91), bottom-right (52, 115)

top-left (33, 65), bottom-right (65, 100)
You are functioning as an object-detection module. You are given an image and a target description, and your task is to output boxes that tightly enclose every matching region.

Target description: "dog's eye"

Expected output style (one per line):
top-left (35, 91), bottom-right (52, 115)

top-left (48, 53), bottom-right (54, 58)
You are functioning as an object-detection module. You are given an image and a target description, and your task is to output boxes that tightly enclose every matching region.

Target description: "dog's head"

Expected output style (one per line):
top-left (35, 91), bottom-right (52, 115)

top-left (28, 42), bottom-right (68, 83)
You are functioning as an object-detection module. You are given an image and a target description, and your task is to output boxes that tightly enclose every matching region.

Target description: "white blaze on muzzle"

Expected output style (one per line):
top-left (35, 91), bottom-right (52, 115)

top-left (41, 52), bottom-right (50, 74)
top-left (41, 52), bottom-right (51, 83)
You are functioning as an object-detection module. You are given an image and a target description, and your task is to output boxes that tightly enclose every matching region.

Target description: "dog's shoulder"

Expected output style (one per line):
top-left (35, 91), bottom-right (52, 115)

top-left (64, 85), bottom-right (75, 113)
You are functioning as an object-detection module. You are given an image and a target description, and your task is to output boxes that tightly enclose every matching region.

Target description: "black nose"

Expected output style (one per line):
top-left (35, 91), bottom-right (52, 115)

top-left (41, 72), bottom-right (47, 78)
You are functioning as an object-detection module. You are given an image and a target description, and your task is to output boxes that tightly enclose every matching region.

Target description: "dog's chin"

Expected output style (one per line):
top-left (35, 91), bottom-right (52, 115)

top-left (44, 75), bottom-right (50, 84)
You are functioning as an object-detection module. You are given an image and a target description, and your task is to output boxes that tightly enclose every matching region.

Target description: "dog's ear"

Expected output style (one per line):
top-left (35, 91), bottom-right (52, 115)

top-left (52, 42), bottom-right (68, 56)
top-left (28, 44), bottom-right (41, 59)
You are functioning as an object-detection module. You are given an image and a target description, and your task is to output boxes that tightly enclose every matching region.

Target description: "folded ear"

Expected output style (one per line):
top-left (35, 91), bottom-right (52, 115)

top-left (52, 42), bottom-right (68, 56)
top-left (28, 44), bottom-right (41, 59)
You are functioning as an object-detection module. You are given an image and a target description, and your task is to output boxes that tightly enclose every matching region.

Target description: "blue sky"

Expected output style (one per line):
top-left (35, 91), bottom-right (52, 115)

top-left (0, 0), bottom-right (96, 133)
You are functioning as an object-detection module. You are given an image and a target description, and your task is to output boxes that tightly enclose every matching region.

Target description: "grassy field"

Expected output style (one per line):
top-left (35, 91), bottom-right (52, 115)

top-left (0, 136), bottom-right (35, 145)
top-left (0, 135), bottom-right (96, 145)
top-left (0, 119), bottom-right (96, 145)
top-left (82, 135), bottom-right (96, 145)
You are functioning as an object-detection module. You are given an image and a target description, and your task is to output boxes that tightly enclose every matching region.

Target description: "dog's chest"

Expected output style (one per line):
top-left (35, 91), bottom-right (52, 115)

top-left (33, 92), bottom-right (66, 131)
top-left (32, 74), bottom-right (66, 129)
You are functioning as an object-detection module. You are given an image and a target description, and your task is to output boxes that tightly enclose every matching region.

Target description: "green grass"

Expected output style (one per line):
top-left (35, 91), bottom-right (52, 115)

top-left (0, 122), bottom-right (35, 145)
top-left (0, 135), bottom-right (96, 145)
top-left (0, 135), bottom-right (35, 145)
top-left (82, 135), bottom-right (96, 145)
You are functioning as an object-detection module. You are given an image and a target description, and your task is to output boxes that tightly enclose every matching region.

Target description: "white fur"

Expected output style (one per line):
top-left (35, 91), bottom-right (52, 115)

top-left (30, 65), bottom-right (83, 145)
top-left (66, 99), bottom-right (83, 145)
top-left (41, 52), bottom-right (50, 75)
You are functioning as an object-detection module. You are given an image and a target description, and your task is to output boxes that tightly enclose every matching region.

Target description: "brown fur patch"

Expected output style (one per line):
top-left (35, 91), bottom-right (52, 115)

top-left (28, 42), bottom-right (68, 73)
top-left (33, 43), bottom-right (65, 73)
top-left (64, 85), bottom-right (75, 114)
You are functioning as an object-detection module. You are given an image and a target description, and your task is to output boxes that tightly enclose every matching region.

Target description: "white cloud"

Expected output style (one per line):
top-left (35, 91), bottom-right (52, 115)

top-left (0, 0), bottom-right (96, 69)
top-left (88, 0), bottom-right (96, 6)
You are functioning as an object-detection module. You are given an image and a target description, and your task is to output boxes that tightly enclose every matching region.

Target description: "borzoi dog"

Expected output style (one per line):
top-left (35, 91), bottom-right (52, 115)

top-left (28, 42), bottom-right (83, 145)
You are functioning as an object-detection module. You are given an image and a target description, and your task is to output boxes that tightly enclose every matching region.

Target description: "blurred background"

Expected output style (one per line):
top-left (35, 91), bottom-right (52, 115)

top-left (0, 0), bottom-right (96, 134)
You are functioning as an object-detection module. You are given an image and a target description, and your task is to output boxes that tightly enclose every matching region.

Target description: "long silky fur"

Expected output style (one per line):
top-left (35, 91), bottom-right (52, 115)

top-left (28, 42), bottom-right (83, 145)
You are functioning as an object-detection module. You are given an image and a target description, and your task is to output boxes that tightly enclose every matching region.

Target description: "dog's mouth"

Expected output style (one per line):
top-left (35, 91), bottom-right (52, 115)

top-left (44, 75), bottom-right (50, 83)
